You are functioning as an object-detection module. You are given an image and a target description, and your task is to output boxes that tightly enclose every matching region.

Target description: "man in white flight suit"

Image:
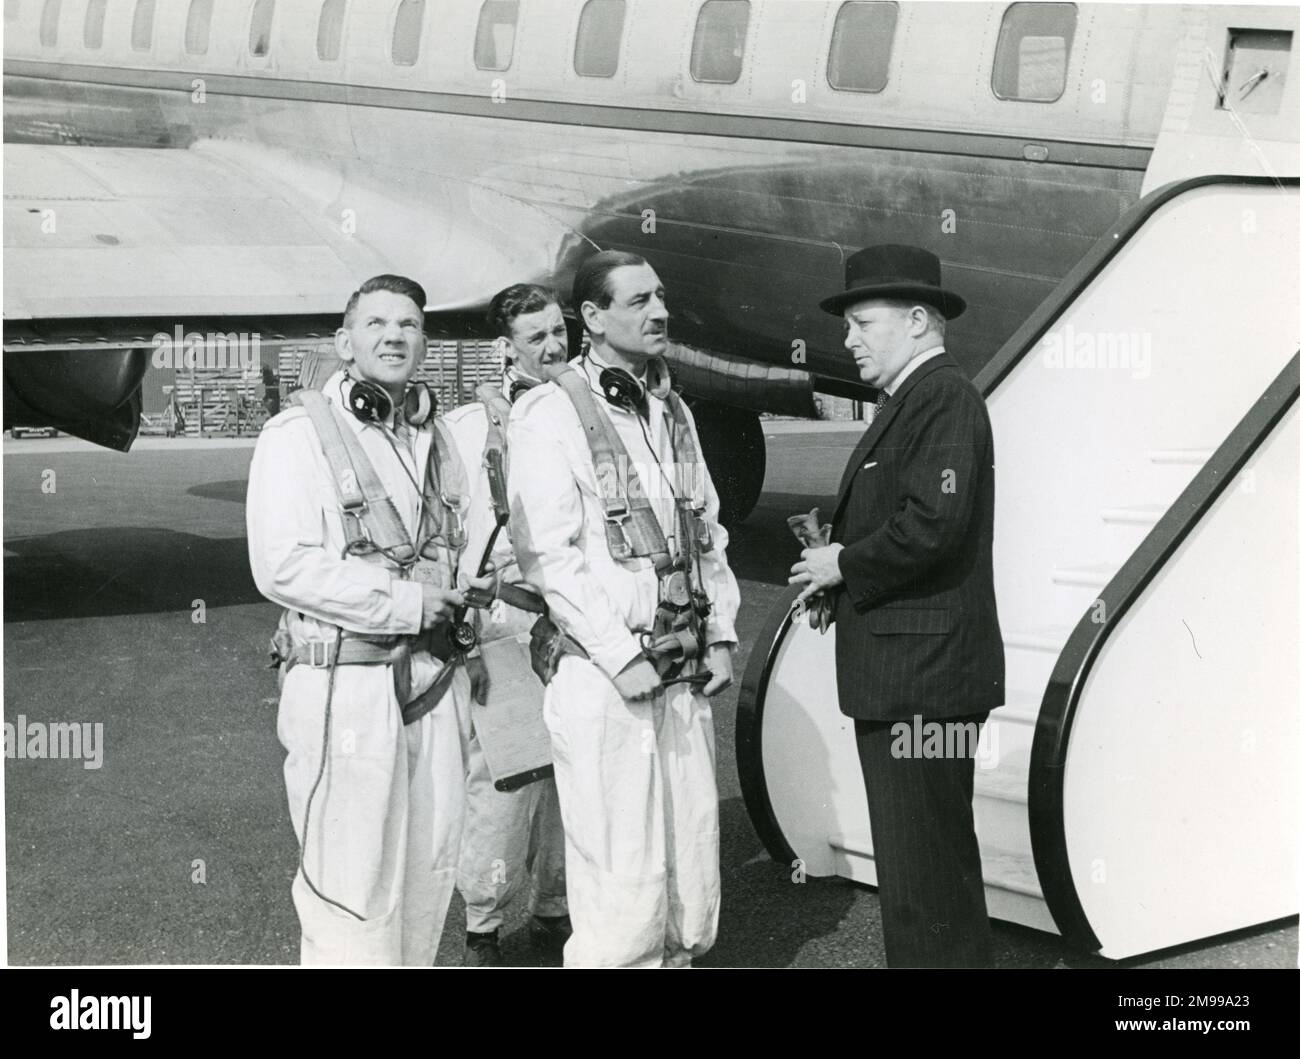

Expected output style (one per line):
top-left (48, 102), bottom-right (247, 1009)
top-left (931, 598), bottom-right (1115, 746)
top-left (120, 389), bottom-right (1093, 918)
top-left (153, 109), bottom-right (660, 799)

top-left (507, 251), bottom-right (742, 967)
top-left (444, 283), bottom-right (571, 965)
top-left (247, 274), bottom-right (475, 966)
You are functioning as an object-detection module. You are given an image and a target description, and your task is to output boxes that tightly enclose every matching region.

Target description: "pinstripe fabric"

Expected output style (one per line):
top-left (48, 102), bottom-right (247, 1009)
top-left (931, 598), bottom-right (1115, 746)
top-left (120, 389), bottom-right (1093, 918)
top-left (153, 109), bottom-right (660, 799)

top-left (829, 353), bottom-right (1004, 721)
top-left (855, 715), bottom-right (993, 968)
top-left (826, 352), bottom-right (1003, 966)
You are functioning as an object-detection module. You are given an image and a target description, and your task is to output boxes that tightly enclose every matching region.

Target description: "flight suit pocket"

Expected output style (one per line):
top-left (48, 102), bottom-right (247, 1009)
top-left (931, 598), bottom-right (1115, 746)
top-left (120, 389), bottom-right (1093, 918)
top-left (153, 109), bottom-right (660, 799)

top-left (866, 607), bottom-right (952, 635)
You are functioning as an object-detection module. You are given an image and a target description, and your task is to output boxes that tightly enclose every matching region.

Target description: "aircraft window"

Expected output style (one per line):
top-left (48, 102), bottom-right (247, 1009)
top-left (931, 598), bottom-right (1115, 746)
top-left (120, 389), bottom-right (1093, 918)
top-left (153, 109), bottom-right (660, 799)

top-left (131, 0), bottom-right (155, 52)
top-left (475, 0), bottom-right (518, 72)
top-left (828, 2), bottom-right (897, 93)
top-left (249, 0), bottom-right (275, 56)
top-left (83, 0), bottom-right (105, 49)
top-left (392, 0), bottom-right (425, 66)
top-left (5, 1), bottom-right (19, 26)
top-left (574, 0), bottom-right (626, 79)
top-left (317, 0), bottom-right (346, 61)
top-left (691, 0), bottom-right (750, 85)
top-left (992, 2), bottom-right (1077, 102)
top-left (185, 0), bottom-right (213, 55)
top-left (38, 0), bottom-right (58, 46)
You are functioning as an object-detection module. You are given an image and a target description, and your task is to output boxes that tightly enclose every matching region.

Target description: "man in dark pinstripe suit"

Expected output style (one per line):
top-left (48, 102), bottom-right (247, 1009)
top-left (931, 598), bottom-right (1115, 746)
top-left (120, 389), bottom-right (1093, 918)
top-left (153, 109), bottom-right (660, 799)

top-left (790, 245), bottom-right (1004, 968)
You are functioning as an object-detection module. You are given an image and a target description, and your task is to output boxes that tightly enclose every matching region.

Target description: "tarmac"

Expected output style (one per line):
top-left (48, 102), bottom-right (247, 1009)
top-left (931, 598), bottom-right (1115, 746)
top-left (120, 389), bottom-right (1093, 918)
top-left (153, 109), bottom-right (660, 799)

top-left (3, 428), bottom-right (1295, 967)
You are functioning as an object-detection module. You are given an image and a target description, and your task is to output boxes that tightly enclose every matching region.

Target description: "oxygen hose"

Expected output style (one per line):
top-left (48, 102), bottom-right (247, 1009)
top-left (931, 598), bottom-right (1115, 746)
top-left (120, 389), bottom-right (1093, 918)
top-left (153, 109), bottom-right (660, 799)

top-left (296, 563), bottom-right (367, 921)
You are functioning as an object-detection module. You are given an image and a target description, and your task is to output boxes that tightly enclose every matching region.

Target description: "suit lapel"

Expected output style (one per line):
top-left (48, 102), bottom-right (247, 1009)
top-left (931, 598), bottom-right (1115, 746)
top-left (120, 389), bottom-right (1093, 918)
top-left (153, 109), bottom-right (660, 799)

top-left (830, 353), bottom-right (958, 529)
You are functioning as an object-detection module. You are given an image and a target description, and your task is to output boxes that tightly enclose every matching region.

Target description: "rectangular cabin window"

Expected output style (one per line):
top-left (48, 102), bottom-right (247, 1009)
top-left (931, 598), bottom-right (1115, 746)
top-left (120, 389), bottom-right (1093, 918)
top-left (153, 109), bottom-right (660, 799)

top-left (475, 0), bottom-right (518, 72)
top-left (992, 2), bottom-right (1077, 102)
top-left (249, 0), bottom-right (275, 57)
top-left (131, 0), bottom-right (156, 52)
top-left (185, 0), bottom-right (213, 55)
top-left (574, 0), bottom-right (626, 79)
top-left (392, 0), bottom-right (425, 66)
top-left (828, 2), bottom-right (897, 93)
top-left (39, 0), bottom-right (58, 46)
top-left (691, 0), bottom-right (750, 85)
top-left (317, 0), bottom-right (346, 61)
top-left (83, 0), bottom-right (105, 49)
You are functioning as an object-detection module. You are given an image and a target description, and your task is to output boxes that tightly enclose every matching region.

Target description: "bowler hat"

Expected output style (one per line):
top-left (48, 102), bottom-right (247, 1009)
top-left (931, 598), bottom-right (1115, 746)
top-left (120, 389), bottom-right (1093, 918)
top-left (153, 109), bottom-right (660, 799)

top-left (819, 244), bottom-right (966, 319)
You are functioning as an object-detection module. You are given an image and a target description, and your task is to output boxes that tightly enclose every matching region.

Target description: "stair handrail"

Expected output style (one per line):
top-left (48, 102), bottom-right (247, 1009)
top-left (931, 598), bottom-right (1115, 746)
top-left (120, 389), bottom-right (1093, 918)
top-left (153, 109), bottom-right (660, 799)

top-left (1029, 349), bottom-right (1300, 950)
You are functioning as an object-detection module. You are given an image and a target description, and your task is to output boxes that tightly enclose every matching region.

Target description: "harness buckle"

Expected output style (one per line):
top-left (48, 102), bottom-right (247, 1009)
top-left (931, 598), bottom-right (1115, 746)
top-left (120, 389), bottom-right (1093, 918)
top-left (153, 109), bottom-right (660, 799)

top-left (306, 641), bottom-right (331, 668)
top-left (440, 493), bottom-right (467, 550)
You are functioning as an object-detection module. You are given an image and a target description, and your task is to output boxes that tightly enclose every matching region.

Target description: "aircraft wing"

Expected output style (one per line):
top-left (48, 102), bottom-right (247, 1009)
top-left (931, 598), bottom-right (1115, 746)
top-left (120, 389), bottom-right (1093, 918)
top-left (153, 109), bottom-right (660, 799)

top-left (2, 140), bottom-right (579, 448)
top-left (3, 143), bottom-right (399, 321)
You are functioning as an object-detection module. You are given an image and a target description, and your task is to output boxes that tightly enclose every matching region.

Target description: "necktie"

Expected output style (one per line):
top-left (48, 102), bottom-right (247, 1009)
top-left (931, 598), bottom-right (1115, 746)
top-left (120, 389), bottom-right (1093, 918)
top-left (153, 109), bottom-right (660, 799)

top-left (873, 389), bottom-right (891, 418)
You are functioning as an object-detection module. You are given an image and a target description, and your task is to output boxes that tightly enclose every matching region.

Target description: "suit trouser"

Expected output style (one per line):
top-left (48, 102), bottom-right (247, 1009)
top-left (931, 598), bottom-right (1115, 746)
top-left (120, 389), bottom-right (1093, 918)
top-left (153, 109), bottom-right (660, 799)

top-left (854, 713), bottom-right (993, 968)
top-left (544, 656), bottom-right (721, 968)
top-left (278, 662), bottom-right (470, 966)
top-left (457, 724), bottom-right (568, 934)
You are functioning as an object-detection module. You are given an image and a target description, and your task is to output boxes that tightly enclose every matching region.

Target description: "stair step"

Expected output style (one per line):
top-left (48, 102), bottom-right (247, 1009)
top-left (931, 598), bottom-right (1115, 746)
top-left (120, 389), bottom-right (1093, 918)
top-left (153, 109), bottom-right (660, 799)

top-left (1051, 563), bottom-right (1120, 590)
top-left (989, 702), bottom-right (1039, 727)
top-left (1003, 628), bottom-right (1071, 701)
top-left (1147, 448), bottom-right (1213, 466)
top-left (978, 844), bottom-right (1043, 899)
top-left (975, 759), bottom-right (1029, 804)
top-left (1100, 504), bottom-right (1164, 526)
top-left (828, 831), bottom-right (1043, 900)
top-left (1004, 626), bottom-right (1071, 652)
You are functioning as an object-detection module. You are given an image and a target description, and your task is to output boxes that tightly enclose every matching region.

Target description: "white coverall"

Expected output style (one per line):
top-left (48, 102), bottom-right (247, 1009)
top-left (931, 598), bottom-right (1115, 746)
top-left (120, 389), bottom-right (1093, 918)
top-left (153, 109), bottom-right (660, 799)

top-left (507, 354), bottom-right (741, 968)
top-left (443, 392), bottom-right (568, 935)
top-left (246, 372), bottom-right (471, 966)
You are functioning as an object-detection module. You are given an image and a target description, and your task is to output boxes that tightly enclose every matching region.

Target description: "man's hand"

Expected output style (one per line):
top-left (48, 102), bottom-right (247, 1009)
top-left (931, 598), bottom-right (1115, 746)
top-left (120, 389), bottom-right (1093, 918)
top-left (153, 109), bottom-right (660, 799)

top-left (420, 584), bottom-right (464, 629)
top-left (701, 644), bottom-right (734, 697)
top-left (460, 572), bottom-right (498, 611)
top-left (465, 652), bottom-right (489, 705)
top-left (613, 655), bottom-right (663, 702)
top-left (788, 543), bottom-right (846, 605)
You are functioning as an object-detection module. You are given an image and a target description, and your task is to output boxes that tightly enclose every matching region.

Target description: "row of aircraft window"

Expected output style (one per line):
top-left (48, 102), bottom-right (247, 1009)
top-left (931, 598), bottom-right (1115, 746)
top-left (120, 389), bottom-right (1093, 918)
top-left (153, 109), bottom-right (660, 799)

top-left (20, 0), bottom-right (1079, 103)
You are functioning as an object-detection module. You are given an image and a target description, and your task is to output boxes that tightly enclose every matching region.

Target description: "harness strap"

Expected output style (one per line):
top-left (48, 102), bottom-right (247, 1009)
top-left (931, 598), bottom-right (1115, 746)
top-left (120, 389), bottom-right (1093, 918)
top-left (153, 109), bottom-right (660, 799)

top-left (278, 636), bottom-right (414, 706)
top-left (544, 362), bottom-right (671, 571)
top-left (418, 419), bottom-right (469, 557)
top-left (476, 383), bottom-right (514, 462)
top-left (401, 659), bottom-right (461, 725)
top-left (291, 389), bottom-right (417, 565)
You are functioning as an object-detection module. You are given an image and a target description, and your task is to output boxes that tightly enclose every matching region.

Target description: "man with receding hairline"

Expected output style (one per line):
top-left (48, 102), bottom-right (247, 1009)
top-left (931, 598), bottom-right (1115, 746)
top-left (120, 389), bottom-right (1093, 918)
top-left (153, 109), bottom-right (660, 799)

top-left (248, 274), bottom-right (478, 966)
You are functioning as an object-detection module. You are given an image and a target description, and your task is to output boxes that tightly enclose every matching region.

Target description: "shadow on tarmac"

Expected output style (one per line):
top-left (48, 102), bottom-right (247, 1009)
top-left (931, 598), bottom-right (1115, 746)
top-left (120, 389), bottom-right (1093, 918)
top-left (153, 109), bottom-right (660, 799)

top-left (4, 528), bottom-right (261, 621)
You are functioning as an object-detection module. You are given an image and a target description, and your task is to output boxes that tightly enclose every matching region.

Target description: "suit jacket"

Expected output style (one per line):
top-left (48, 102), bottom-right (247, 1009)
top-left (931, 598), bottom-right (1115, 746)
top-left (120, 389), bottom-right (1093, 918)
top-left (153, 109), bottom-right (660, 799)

top-left (828, 352), bottom-right (1004, 721)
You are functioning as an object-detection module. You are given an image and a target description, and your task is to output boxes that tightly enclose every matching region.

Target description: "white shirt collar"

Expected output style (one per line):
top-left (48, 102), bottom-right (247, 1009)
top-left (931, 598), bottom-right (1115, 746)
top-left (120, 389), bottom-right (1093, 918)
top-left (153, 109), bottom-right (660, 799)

top-left (885, 345), bottom-right (946, 396)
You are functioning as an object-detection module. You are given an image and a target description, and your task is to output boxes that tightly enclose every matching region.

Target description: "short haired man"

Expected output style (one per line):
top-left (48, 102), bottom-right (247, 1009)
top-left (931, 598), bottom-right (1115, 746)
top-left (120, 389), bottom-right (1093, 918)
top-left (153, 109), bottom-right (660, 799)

top-left (247, 274), bottom-right (478, 965)
top-left (443, 283), bottom-right (571, 965)
top-left (790, 245), bottom-right (1004, 967)
top-left (506, 251), bottom-right (741, 967)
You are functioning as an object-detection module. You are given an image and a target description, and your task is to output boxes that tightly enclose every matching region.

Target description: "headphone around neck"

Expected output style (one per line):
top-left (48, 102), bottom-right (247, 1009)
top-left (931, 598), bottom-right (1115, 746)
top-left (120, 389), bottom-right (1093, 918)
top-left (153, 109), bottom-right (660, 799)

top-left (505, 370), bottom-right (540, 404)
top-left (345, 374), bottom-right (436, 427)
top-left (593, 356), bottom-right (672, 415)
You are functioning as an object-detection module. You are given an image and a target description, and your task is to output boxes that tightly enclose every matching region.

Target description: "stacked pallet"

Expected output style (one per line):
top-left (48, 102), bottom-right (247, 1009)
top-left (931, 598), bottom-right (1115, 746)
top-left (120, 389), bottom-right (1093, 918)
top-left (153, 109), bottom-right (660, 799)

top-left (169, 369), bottom-right (264, 437)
